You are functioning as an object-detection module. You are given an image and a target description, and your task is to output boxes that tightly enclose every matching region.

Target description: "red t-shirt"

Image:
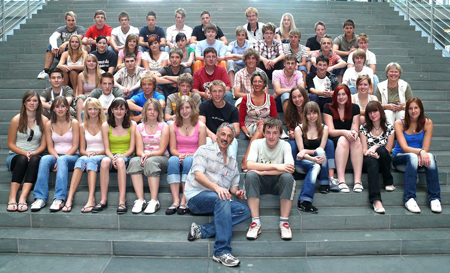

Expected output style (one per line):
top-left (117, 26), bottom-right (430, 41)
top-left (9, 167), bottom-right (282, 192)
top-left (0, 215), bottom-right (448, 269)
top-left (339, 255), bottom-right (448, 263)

top-left (84, 24), bottom-right (112, 49)
top-left (193, 65), bottom-right (231, 92)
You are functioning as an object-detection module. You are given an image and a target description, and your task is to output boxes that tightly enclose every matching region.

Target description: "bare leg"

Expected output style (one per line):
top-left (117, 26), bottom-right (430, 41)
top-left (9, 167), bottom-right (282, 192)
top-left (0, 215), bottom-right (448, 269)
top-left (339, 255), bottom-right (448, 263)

top-left (282, 100), bottom-right (289, 115)
top-left (65, 168), bottom-right (83, 207)
top-left (247, 197), bottom-right (260, 218)
top-left (99, 157), bottom-right (111, 204)
top-left (241, 127), bottom-right (264, 170)
top-left (85, 170), bottom-right (97, 207)
top-left (76, 97), bottom-right (84, 122)
top-left (280, 199), bottom-right (293, 218)
top-left (18, 183), bottom-right (33, 204)
top-left (335, 137), bottom-right (350, 182)
top-left (148, 176), bottom-right (160, 201)
top-left (116, 158), bottom-right (127, 204)
top-left (350, 139), bottom-right (363, 183)
top-left (44, 51), bottom-right (55, 69)
top-left (228, 70), bottom-right (235, 87)
top-left (180, 182), bottom-right (186, 205)
top-left (329, 168), bottom-right (335, 178)
top-left (62, 71), bottom-right (69, 86)
top-left (169, 183), bottom-right (180, 206)
top-left (131, 174), bottom-right (145, 200)
top-left (69, 70), bottom-right (79, 92)
top-left (8, 182), bottom-right (20, 207)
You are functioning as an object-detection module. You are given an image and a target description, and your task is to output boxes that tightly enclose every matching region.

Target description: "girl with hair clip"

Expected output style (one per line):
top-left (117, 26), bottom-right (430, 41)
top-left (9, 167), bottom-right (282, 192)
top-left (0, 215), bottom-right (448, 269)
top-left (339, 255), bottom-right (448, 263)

top-left (57, 34), bottom-right (88, 94)
top-left (352, 75), bottom-right (378, 125)
top-left (94, 98), bottom-right (136, 214)
top-left (275, 13), bottom-right (296, 44)
top-left (127, 99), bottom-right (169, 214)
top-left (7, 90), bottom-right (48, 212)
top-left (295, 101), bottom-right (329, 213)
top-left (75, 54), bottom-right (103, 121)
top-left (64, 98), bottom-right (107, 213)
top-left (31, 96), bottom-right (80, 212)
top-left (143, 34), bottom-right (169, 74)
top-left (392, 97), bottom-right (442, 214)
top-left (117, 34), bottom-right (143, 70)
top-left (359, 101), bottom-right (395, 214)
top-left (323, 84), bottom-right (363, 193)
top-left (166, 95), bottom-right (206, 215)
top-left (176, 33), bottom-right (195, 67)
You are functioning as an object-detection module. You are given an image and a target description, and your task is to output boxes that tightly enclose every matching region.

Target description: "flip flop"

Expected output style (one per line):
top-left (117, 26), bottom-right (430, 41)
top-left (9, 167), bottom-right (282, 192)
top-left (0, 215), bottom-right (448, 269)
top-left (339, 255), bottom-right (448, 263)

top-left (62, 205), bottom-right (72, 213)
top-left (81, 206), bottom-right (95, 213)
top-left (7, 202), bottom-right (18, 212)
top-left (18, 203), bottom-right (28, 212)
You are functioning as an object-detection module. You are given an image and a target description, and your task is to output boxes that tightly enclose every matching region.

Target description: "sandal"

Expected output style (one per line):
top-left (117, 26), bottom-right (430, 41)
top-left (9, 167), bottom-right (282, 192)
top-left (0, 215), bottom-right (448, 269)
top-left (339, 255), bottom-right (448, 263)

top-left (338, 182), bottom-right (350, 193)
top-left (177, 204), bottom-right (189, 215)
top-left (81, 206), bottom-right (94, 213)
top-left (165, 204), bottom-right (179, 215)
top-left (18, 203), bottom-right (28, 212)
top-left (92, 202), bottom-right (107, 213)
top-left (62, 205), bottom-right (72, 213)
top-left (7, 202), bottom-right (18, 212)
top-left (353, 182), bottom-right (364, 193)
top-left (117, 203), bottom-right (127, 215)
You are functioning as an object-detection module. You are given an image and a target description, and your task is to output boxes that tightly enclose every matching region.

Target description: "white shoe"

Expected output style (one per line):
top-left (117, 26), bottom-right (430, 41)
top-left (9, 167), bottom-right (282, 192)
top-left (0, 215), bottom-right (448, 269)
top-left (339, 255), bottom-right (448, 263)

top-left (430, 199), bottom-right (442, 213)
top-left (385, 185), bottom-right (396, 192)
top-left (246, 222), bottom-right (261, 240)
top-left (49, 199), bottom-right (64, 212)
top-left (37, 70), bottom-right (48, 79)
top-left (373, 203), bottom-right (386, 214)
top-left (405, 198), bottom-right (421, 213)
top-left (144, 199), bottom-right (160, 214)
top-left (131, 199), bottom-right (146, 214)
top-left (30, 198), bottom-right (46, 212)
top-left (280, 222), bottom-right (292, 240)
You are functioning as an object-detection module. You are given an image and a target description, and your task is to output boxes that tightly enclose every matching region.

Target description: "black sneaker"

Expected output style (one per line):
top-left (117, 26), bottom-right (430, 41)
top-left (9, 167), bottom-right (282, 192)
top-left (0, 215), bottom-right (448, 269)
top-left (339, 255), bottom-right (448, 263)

top-left (298, 201), bottom-right (319, 214)
top-left (319, 185), bottom-right (329, 194)
top-left (187, 222), bottom-right (202, 241)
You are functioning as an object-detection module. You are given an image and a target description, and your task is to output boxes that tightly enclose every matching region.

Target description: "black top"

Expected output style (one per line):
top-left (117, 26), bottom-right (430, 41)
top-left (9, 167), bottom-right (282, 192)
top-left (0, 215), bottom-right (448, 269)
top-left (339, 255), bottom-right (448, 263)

top-left (92, 50), bottom-right (117, 72)
top-left (306, 35), bottom-right (321, 51)
top-left (199, 100), bottom-right (239, 133)
top-left (297, 125), bottom-right (321, 150)
top-left (158, 65), bottom-right (192, 95)
top-left (191, 25), bottom-right (225, 42)
top-left (323, 103), bottom-right (360, 130)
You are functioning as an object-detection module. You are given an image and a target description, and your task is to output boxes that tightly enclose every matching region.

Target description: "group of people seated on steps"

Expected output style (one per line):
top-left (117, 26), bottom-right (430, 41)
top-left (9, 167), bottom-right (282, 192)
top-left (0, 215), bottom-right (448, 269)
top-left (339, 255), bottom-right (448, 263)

top-left (6, 6), bottom-right (442, 268)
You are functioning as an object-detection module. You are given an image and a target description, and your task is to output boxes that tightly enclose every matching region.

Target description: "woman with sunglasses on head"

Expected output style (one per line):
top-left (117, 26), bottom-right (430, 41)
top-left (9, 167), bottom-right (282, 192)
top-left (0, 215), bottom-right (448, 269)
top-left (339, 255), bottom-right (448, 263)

top-left (7, 90), bottom-right (48, 212)
top-left (31, 96), bottom-right (80, 212)
top-left (64, 98), bottom-right (107, 213)
top-left (94, 98), bottom-right (136, 214)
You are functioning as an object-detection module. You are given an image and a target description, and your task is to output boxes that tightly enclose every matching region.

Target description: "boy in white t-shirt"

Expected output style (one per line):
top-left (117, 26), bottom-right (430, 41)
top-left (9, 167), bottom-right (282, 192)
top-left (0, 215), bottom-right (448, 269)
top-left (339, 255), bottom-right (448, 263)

top-left (109, 11), bottom-right (139, 54)
top-left (347, 33), bottom-right (378, 92)
top-left (342, 49), bottom-right (373, 94)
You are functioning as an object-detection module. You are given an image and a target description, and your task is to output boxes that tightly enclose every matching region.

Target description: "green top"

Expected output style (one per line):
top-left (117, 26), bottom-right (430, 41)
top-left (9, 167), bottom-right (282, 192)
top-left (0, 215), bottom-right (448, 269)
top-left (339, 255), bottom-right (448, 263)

top-left (109, 126), bottom-right (131, 154)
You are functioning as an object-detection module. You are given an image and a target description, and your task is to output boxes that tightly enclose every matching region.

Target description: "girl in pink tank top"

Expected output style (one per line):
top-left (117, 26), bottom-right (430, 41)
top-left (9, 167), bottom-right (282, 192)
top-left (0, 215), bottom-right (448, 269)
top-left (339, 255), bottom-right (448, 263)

top-left (167, 96), bottom-right (206, 215)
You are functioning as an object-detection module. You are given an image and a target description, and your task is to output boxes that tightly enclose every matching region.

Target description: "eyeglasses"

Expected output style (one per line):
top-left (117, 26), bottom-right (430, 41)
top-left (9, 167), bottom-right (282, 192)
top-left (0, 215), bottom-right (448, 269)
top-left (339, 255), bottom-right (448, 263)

top-left (27, 129), bottom-right (34, 142)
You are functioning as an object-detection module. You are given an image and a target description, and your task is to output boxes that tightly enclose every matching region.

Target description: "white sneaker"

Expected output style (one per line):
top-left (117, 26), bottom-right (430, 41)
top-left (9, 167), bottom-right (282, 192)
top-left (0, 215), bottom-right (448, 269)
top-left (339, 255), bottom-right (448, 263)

top-left (405, 198), bottom-right (421, 213)
top-left (385, 185), bottom-right (396, 192)
top-left (49, 199), bottom-right (64, 212)
top-left (280, 222), bottom-right (292, 240)
top-left (131, 199), bottom-right (146, 214)
top-left (280, 130), bottom-right (289, 139)
top-left (37, 70), bottom-right (48, 79)
top-left (430, 199), bottom-right (442, 213)
top-left (246, 222), bottom-right (261, 240)
top-left (144, 199), bottom-right (160, 214)
top-left (212, 253), bottom-right (240, 267)
top-left (30, 198), bottom-right (46, 212)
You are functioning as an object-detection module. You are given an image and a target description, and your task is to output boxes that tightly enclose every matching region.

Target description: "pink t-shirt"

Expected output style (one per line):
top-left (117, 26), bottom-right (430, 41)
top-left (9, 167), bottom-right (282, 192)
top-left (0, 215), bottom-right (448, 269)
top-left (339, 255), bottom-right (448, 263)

top-left (137, 122), bottom-right (169, 156)
top-left (272, 69), bottom-right (304, 89)
top-left (118, 49), bottom-right (143, 59)
top-left (175, 121), bottom-right (199, 154)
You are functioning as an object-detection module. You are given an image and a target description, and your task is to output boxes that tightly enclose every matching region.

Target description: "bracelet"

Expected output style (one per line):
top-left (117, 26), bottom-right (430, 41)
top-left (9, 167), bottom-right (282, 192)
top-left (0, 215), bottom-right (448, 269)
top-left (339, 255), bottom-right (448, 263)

top-left (418, 149), bottom-right (423, 155)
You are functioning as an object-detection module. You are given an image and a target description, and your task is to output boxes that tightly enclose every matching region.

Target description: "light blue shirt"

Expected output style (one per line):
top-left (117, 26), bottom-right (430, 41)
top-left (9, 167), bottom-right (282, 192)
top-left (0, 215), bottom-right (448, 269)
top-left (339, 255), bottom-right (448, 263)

top-left (227, 40), bottom-right (253, 66)
top-left (195, 39), bottom-right (227, 57)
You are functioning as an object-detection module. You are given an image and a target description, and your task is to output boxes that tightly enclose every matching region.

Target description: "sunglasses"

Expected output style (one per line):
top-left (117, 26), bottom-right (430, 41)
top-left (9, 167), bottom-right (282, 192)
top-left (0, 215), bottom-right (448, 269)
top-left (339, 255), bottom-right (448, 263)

top-left (27, 129), bottom-right (34, 142)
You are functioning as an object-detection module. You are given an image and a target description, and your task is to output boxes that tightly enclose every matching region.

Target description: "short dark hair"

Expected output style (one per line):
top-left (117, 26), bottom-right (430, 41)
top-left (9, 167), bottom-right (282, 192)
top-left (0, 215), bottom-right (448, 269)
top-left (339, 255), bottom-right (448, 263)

top-left (204, 23), bottom-right (218, 34)
top-left (124, 53), bottom-right (136, 60)
top-left (200, 10), bottom-right (210, 17)
top-left (118, 11), bottom-right (130, 21)
top-left (203, 47), bottom-right (217, 56)
top-left (343, 19), bottom-right (355, 28)
top-left (147, 11), bottom-right (157, 18)
top-left (96, 35), bottom-right (107, 43)
top-left (169, 48), bottom-right (183, 59)
top-left (49, 67), bottom-right (63, 78)
top-left (175, 32), bottom-right (187, 43)
top-left (316, 55), bottom-right (330, 65)
top-left (263, 117), bottom-right (283, 134)
top-left (100, 72), bottom-right (114, 83)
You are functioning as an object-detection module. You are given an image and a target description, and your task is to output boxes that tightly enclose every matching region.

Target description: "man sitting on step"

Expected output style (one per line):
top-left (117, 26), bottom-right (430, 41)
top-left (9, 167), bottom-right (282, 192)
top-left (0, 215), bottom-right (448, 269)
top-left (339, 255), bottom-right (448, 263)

top-left (244, 117), bottom-right (296, 241)
top-left (37, 11), bottom-right (86, 79)
top-left (82, 10), bottom-right (112, 53)
top-left (186, 122), bottom-right (250, 267)
top-left (127, 73), bottom-right (165, 122)
top-left (113, 53), bottom-right (147, 99)
top-left (155, 48), bottom-right (193, 97)
top-left (40, 68), bottom-right (74, 119)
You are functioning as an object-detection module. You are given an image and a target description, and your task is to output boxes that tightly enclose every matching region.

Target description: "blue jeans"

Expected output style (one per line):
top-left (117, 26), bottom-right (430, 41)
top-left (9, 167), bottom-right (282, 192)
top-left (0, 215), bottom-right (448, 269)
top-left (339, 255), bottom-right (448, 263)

top-left (289, 139), bottom-right (335, 170)
top-left (392, 152), bottom-right (441, 203)
top-left (295, 148), bottom-right (329, 203)
top-left (74, 155), bottom-right (106, 172)
top-left (188, 191), bottom-right (250, 256)
top-left (167, 155), bottom-right (193, 183)
top-left (34, 154), bottom-right (79, 201)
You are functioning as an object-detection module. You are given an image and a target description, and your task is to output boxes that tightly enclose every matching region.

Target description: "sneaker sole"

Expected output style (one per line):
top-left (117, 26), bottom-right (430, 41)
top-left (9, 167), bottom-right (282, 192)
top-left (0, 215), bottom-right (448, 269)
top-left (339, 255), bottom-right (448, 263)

top-left (246, 228), bottom-right (261, 240)
top-left (212, 256), bottom-right (240, 267)
top-left (144, 205), bottom-right (160, 214)
top-left (298, 207), bottom-right (319, 214)
top-left (30, 208), bottom-right (42, 212)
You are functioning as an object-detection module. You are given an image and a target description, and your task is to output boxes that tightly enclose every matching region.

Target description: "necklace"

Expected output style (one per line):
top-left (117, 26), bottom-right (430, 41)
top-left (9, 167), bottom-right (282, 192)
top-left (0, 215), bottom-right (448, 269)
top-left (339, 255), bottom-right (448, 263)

top-left (56, 120), bottom-right (66, 129)
top-left (182, 123), bottom-right (191, 130)
top-left (27, 117), bottom-right (35, 121)
top-left (147, 123), bottom-right (157, 128)
top-left (373, 126), bottom-right (381, 134)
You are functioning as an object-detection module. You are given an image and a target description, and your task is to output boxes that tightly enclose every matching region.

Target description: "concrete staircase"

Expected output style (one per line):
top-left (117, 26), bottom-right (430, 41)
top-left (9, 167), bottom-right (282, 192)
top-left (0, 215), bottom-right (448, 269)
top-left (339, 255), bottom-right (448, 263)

top-left (1, 0), bottom-right (450, 266)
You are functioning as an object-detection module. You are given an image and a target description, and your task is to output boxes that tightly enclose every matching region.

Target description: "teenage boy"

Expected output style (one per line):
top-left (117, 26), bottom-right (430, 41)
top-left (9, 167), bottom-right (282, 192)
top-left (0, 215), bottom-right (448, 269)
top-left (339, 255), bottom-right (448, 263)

top-left (92, 36), bottom-right (117, 74)
top-left (127, 74), bottom-right (165, 121)
top-left (273, 54), bottom-right (304, 114)
top-left (243, 7), bottom-right (264, 42)
top-left (89, 73), bottom-right (124, 111)
top-left (348, 33), bottom-right (378, 91)
top-left (82, 10), bottom-right (112, 52)
top-left (342, 49), bottom-right (374, 94)
top-left (114, 53), bottom-right (147, 99)
top-left (165, 73), bottom-right (201, 124)
top-left (244, 118), bottom-right (295, 241)
top-left (192, 47), bottom-right (233, 105)
top-left (166, 8), bottom-right (193, 50)
top-left (254, 22), bottom-right (285, 80)
top-left (233, 48), bottom-right (268, 105)
top-left (37, 11), bottom-right (86, 79)
top-left (305, 21), bottom-right (326, 74)
top-left (155, 48), bottom-right (192, 96)
top-left (226, 26), bottom-right (254, 88)
top-left (306, 55), bottom-right (339, 111)
top-left (199, 80), bottom-right (240, 158)
top-left (40, 68), bottom-right (74, 118)
top-left (332, 19), bottom-right (358, 79)
top-left (110, 11), bottom-right (139, 54)
top-left (193, 24), bottom-right (228, 72)
top-left (190, 11), bottom-right (228, 45)
top-left (283, 28), bottom-right (308, 84)
top-left (185, 123), bottom-right (250, 267)
top-left (138, 11), bottom-right (166, 52)
top-left (310, 34), bottom-right (346, 82)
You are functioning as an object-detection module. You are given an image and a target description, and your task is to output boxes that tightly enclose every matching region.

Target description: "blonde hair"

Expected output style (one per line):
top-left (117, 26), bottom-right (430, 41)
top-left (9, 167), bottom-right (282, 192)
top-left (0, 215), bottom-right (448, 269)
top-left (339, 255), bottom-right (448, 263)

top-left (142, 98), bottom-right (163, 123)
top-left (279, 13), bottom-right (296, 37)
top-left (83, 98), bottom-right (106, 127)
top-left (175, 95), bottom-right (199, 127)
top-left (68, 34), bottom-right (83, 63)
top-left (245, 7), bottom-right (258, 17)
top-left (82, 54), bottom-right (102, 90)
